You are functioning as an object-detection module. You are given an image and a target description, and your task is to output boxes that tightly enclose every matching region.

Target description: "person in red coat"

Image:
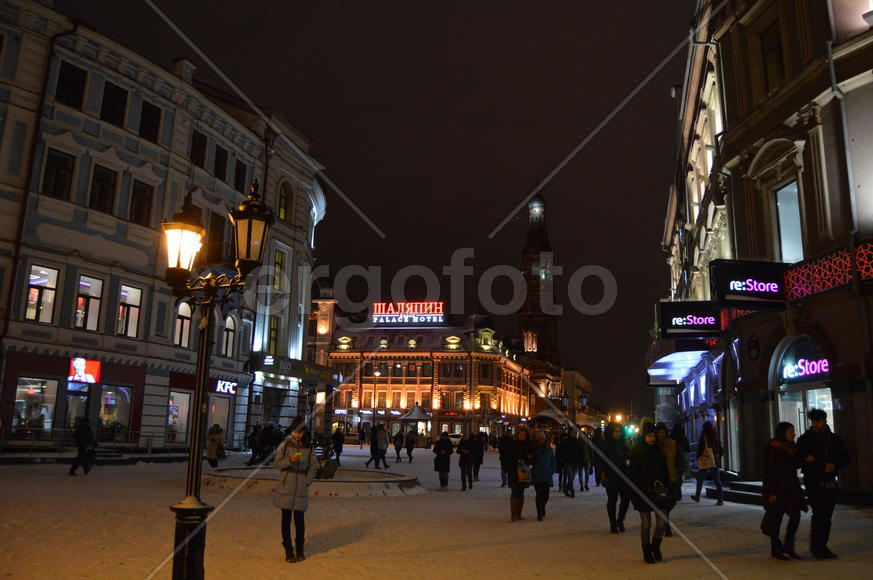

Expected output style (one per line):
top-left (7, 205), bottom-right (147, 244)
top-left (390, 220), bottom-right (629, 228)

top-left (761, 422), bottom-right (806, 561)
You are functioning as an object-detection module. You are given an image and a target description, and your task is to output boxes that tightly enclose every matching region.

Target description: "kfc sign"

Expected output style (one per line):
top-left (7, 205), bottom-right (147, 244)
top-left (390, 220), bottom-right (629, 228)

top-left (213, 380), bottom-right (237, 395)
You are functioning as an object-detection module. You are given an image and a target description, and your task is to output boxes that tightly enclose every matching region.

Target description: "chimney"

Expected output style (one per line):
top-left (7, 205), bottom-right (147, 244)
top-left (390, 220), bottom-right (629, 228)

top-left (173, 58), bottom-right (197, 83)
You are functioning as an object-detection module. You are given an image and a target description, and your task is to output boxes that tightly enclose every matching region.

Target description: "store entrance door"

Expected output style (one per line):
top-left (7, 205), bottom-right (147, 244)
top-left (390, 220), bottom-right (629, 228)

top-left (65, 383), bottom-right (91, 429)
top-left (779, 383), bottom-right (835, 432)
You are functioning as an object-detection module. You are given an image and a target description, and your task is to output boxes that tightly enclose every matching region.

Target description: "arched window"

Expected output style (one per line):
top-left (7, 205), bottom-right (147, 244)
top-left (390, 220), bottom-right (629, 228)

top-left (175, 302), bottom-right (192, 348)
top-left (222, 316), bottom-right (236, 357)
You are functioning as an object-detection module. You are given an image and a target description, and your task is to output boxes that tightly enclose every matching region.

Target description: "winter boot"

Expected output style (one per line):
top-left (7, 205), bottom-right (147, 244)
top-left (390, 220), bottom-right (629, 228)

top-left (651, 540), bottom-right (663, 562)
top-left (642, 543), bottom-right (655, 564)
top-left (782, 537), bottom-right (801, 559)
top-left (517, 496), bottom-right (525, 520)
top-left (295, 539), bottom-right (305, 561)
top-left (616, 518), bottom-right (626, 533)
top-left (283, 541), bottom-right (296, 563)
top-left (770, 538), bottom-right (789, 561)
top-left (608, 513), bottom-right (617, 534)
top-left (510, 498), bottom-right (519, 522)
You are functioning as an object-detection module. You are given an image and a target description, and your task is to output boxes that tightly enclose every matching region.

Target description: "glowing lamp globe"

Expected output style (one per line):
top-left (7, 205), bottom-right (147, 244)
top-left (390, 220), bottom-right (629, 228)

top-left (162, 193), bottom-right (205, 295)
top-left (229, 179), bottom-right (275, 278)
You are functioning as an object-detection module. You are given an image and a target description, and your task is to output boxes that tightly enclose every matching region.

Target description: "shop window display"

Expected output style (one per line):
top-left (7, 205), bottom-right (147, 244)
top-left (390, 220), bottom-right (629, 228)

top-left (13, 378), bottom-right (58, 439)
top-left (98, 385), bottom-right (131, 442)
top-left (167, 391), bottom-right (190, 444)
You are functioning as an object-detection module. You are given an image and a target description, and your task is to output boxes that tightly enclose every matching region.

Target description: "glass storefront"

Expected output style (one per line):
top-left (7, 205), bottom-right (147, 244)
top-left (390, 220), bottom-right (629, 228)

top-left (12, 378), bottom-right (58, 439)
top-left (776, 336), bottom-right (835, 432)
top-left (167, 391), bottom-right (190, 443)
top-left (66, 382), bottom-right (90, 429)
top-left (98, 385), bottom-right (131, 442)
top-left (208, 395), bottom-right (230, 433)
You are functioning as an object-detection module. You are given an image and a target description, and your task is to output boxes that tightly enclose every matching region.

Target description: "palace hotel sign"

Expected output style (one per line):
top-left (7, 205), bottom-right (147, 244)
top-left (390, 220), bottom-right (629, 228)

top-left (371, 301), bottom-right (445, 325)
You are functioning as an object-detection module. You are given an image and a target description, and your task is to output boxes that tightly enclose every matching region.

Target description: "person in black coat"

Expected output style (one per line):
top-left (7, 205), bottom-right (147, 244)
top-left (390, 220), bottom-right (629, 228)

top-left (393, 430), bottom-right (405, 463)
top-left (458, 433), bottom-right (475, 490)
top-left (628, 423), bottom-right (675, 564)
top-left (796, 409), bottom-right (850, 559)
top-left (557, 432), bottom-right (580, 497)
top-left (246, 424), bottom-right (262, 466)
top-left (405, 429), bottom-right (417, 463)
top-left (432, 432), bottom-right (454, 490)
top-left (761, 421), bottom-right (806, 560)
top-left (365, 425), bottom-right (380, 468)
top-left (68, 417), bottom-right (95, 476)
top-left (472, 432), bottom-right (486, 481)
top-left (599, 422), bottom-right (631, 533)
top-left (501, 425), bottom-right (535, 522)
top-left (331, 428), bottom-right (345, 466)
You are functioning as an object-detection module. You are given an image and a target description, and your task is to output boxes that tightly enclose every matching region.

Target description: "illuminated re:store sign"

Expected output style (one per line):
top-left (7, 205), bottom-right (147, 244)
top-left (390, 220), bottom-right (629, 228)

top-left (729, 278), bottom-right (780, 293)
top-left (671, 314), bottom-right (717, 326)
top-left (782, 358), bottom-right (829, 380)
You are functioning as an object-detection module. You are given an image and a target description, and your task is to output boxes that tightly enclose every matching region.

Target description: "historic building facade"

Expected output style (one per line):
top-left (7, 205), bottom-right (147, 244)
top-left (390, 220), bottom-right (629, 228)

top-left (308, 296), bottom-right (531, 440)
top-left (650, 0), bottom-right (873, 493)
top-left (0, 0), bottom-right (325, 450)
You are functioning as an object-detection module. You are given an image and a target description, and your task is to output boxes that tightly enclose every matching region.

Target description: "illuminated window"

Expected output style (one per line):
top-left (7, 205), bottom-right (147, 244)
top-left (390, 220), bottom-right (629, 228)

top-left (221, 316), bottom-right (235, 357)
top-left (273, 250), bottom-right (285, 290)
top-left (174, 302), bottom-right (192, 348)
top-left (116, 285), bottom-right (141, 338)
top-left (267, 315), bottom-right (280, 355)
top-left (74, 275), bottom-right (103, 331)
top-left (775, 181), bottom-right (803, 263)
top-left (278, 182), bottom-right (292, 221)
top-left (392, 362), bottom-right (403, 377)
top-left (25, 265), bottom-right (58, 324)
top-left (454, 392), bottom-right (464, 409)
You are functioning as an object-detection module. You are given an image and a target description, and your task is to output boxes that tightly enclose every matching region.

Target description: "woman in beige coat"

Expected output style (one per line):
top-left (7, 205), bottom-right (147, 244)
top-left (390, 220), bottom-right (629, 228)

top-left (274, 417), bottom-right (320, 563)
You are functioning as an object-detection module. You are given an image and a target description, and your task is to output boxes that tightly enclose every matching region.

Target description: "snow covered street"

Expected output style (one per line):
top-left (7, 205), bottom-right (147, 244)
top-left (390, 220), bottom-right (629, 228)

top-left (1, 447), bottom-right (871, 579)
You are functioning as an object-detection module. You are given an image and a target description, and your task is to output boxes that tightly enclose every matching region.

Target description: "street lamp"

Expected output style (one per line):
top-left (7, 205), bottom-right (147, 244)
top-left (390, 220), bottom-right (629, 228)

top-left (163, 180), bottom-right (273, 579)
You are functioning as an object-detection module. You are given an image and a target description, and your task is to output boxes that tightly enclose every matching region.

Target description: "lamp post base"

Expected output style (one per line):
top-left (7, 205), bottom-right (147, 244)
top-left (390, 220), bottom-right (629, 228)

top-left (170, 498), bottom-right (214, 580)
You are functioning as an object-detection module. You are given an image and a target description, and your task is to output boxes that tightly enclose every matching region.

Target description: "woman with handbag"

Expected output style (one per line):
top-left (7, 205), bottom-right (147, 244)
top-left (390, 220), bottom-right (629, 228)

top-left (500, 425), bottom-right (535, 522)
top-left (273, 417), bottom-right (320, 563)
top-left (761, 422), bottom-right (805, 560)
top-left (691, 421), bottom-right (724, 505)
top-left (629, 422), bottom-right (675, 563)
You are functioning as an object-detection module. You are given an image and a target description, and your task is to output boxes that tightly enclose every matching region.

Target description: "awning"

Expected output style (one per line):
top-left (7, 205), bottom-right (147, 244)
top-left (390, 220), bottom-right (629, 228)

top-left (398, 404), bottom-right (431, 422)
top-left (532, 408), bottom-right (571, 425)
top-left (645, 338), bottom-right (709, 386)
top-left (250, 353), bottom-right (341, 386)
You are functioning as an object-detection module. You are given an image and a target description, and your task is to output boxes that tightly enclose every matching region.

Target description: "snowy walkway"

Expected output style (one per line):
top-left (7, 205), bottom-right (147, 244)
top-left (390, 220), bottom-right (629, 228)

top-left (1, 446), bottom-right (871, 579)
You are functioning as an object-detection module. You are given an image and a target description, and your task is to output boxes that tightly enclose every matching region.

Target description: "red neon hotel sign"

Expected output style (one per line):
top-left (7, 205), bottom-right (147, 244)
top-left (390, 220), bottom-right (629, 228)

top-left (371, 301), bottom-right (445, 325)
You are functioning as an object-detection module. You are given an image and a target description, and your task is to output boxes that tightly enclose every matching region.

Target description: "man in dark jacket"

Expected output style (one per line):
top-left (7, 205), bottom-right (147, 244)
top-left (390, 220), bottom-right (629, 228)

top-left (557, 432), bottom-right (580, 497)
top-left (405, 429), bottom-right (417, 462)
top-left (497, 432), bottom-right (513, 487)
top-left (796, 409), bottom-right (850, 559)
top-left (331, 428), bottom-right (345, 466)
top-left (68, 418), bottom-right (95, 476)
top-left (472, 432), bottom-right (486, 481)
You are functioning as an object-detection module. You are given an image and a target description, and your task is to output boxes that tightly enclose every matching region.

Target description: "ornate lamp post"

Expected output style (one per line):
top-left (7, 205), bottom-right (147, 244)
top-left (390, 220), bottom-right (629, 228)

top-left (162, 181), bottom-right (274, 579)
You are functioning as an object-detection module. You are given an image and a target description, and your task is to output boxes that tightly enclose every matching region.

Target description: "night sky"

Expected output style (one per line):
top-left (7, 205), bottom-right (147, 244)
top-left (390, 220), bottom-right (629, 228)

top-left (55, 1), bottom-right (696, 415)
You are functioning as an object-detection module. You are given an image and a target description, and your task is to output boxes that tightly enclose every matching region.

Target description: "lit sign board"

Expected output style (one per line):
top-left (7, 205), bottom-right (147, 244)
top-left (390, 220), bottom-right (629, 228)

top-left (68, 357), bottom-right (102, 383)
top-left (658, 301), bottom-right (722, 337)
top-left (214, 380), bottom-right (237, 395)
top-left (710, 260), bottom-right (787, 305)
top-left (371, 301), bottom-right (445, 325)
top-left (782, 358), bottom-right (829, 380)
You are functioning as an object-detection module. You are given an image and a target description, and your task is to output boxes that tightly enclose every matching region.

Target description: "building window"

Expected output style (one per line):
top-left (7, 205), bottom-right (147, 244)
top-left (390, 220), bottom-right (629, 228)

top-left (190, 130), bottom-right (207, 168)
top-left (362, 391), bottom-right (372, 408)
top-left (222, 316), bottom-right (236, 357)
top-left (378, 362), bottom-right (388, 377)
top-left (775, 181), bottom-right (803, 263)
top-left (480, 364), bottom-right (492, 385)
top-left (392, 362), bottom-right (403, 377)
top-left (364, 363), bottom-right (373, 376)
top-left (25, 264), bottom-right (58, 323)
top-left (55, 61), bottom-right (87, 109)
top-left (391, 392), bottom-right (401, 408)
top-left (89, 164), bottom-right (117, 214)
top-left (453, 364), bottom-right (465, 378)
top-left (408, 363), bottom-right (418, 377)
top-left (278, 182), bottom-right (291, 221)
top-left (760, 20), bottom-right (784, 96)
top-left (213, 145), bottom-right (228, 181)
top-left (129, 179), bottom-right (153, 227)
top-left (138, 100), bottom-right (161, 143)
top-left (422, 363), bottom-right (432, 377)
top-left (100, 81), bottom-right (128, 127)
top-left (377, 392), bottom-right (387, 408)
top-left (13, 378), bottom-right (59, 437)
top-left (74, 275), bottom-right (103, 331)
top-left (454, 393), bottom-right (464, 409)
top-left (273, 250), bottom-right (285, 290)
top-left (440, 364), bottom-right (452, 381)
top-left (234, 159), bottom-right (248, 193)
top-left (174, 302), bottom-right (192, 347)
top-left (204, 212), bottom-right (227, 263)
top-left (440, 392), bottom-right (450, 410)
top-left (116, 285), bottom-right (141, 338)
top-left (267, 316), bottom-right (280, 355)
top-left (42, 148), bottom-right (75, 200)
top-left (523, 330), bottom-right (538, 353)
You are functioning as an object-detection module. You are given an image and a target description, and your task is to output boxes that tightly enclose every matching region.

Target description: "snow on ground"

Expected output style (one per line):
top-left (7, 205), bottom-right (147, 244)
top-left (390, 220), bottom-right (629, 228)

top-left (1, 446), bottom-right (871, 579)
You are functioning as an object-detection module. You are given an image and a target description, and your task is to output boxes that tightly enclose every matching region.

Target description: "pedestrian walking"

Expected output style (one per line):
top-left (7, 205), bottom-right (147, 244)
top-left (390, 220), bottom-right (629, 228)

top-left (591, 427), bottom-right (603, 487)
top-left (472, 432), bottom-right (486, 481)
top-left (458, 433), bottom-right (475, 490)
top-left (331, 427), bottom-right (345, 467)
top-left (365, 425), bottom-right (380, 468)
top-left (206, 424), bottom-right (224, 468)
top-left (691, 421), bottom-right (724, 505)
top-left (577, 432), bottom-right (593, 491)
top-left (796, 409), bottom-right (850, 559)
top-left (501, 425), bottom-right (535, 522)
top-left (557, 432), bottom-right (579, 497)
top-left (600, 421), bottom-right (630, 534)
top-left (761, 421), bottom-right (806, 561)
top-left (671, 423), bottom-right (692, 480)
top-left (375, 424), bottom-right (390, 468)
top-left (532, 431), bottom-right (556, 521)
top-left (655, 422), bottom-right (681, 537)
top-left (629, 423), bottom-right (675, 564)
top-left (273, 417), bottom-right (320, 563)
top-left (68, 417), bottom-right (95, 476)
top-left (432, 431), bottom-right (454, 490)
top-left (405, 429), bottom-right (417, 462)
top-left (393, 430), bottom-right (405, 463)
top-left (498, 431), bottom-right (512, 487)
top-left (246, 424), bottom-right (262, 465)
